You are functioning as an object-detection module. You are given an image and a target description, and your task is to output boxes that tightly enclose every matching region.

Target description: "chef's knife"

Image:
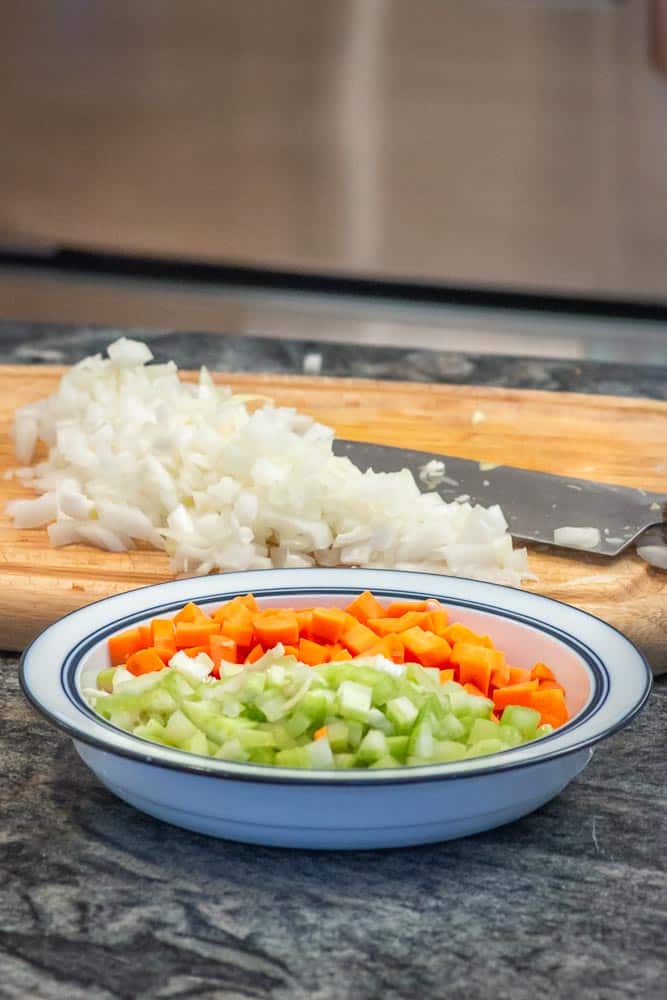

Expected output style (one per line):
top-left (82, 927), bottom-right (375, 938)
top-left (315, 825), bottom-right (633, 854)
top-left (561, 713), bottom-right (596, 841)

top-left (333, 439), bottom-right (666, 557)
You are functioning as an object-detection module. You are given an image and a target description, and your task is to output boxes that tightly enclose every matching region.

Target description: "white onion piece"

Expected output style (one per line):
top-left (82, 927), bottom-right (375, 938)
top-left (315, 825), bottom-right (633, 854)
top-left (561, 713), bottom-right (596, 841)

top-left (636, 545), bottom-right (667, 570)
top-left (553, 527), bottom-right (601, 550)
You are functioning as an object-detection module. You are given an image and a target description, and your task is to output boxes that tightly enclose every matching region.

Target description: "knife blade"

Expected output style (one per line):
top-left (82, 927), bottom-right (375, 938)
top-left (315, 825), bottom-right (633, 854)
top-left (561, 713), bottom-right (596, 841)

top-left (333, 439), bottom-right (666, 557)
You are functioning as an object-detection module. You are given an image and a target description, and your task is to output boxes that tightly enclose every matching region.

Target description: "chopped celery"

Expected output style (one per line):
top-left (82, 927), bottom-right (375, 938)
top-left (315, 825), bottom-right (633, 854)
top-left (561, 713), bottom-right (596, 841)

top-left (96, 668), bottom-right (116, 693)
top-left (357, 729), bottom-right (388, 764)
top-left (86, 646), bottom-right (555, 769)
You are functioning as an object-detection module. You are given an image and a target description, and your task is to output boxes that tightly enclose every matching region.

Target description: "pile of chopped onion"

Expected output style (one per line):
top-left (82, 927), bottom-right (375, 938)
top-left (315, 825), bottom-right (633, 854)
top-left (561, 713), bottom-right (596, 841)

top-left (6, 339), bottom-right (530, 583)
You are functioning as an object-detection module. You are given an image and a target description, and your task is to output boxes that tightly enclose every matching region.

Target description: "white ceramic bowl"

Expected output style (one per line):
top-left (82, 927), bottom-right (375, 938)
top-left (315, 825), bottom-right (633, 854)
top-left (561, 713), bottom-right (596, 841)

top-left (20, 568), bottom-right (651, 850)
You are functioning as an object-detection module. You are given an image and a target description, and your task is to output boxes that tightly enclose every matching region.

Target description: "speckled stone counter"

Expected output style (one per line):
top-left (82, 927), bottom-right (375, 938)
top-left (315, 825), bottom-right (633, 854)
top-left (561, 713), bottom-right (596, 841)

top-left (1, 322), bottom-right (665, 999)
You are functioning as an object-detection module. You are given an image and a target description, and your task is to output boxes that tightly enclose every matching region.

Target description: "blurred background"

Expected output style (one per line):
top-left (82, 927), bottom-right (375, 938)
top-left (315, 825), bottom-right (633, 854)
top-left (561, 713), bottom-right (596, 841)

top-left (1, 0), bottom-right (666, 362)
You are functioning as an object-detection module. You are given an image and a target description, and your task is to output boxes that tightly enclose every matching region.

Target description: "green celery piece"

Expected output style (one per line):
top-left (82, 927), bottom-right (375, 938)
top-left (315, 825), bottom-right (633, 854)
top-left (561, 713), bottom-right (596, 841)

top-left (247, 747), bottom-right (276, 765)
top-left (96, 691), bottom-right (144, 715)
top-left (386, 735), bottom-right (410, 762)
top-left (217, 738), bottom-right (249, 762)
top-left (356, 729), bottom-right (388, 764)
top-left (275, 746), bottom-right (312, 768)
top-left (408, 717), bottom-right (434, 760)
top-left (237, 729), bottom-right (275, 750)
top-left (386, 696), bottom-right (419, 733)
top-left (96, 668), bottom-right (116, 693)
top-left (498, 723), bottom-right (523, 747)
top-left (467, 695), bottom-right (495, 719)
top-left (108, 709), bottom-right (138, 732)
top-left (244, 704), bottom-right (267, 722)
top-left (468, 718), bottom-right (502, 745)
top-left (501, 705), bottom-right (541, 737)
top-left (165, 709), bottom-right (199, 745)
top-left (140, 688), bottom-right (177, 716)
top-left (467, 738), bottom-right (505, 758)
top-left (298, 690), bottom-right (332, 728)
top-left (180, 699), bottom-right (217, 728)
top-left (262, 722), bottom-right (296, 749)
top-left (305, 738), bottom-right (335, 769)
top-left (422, 692), bottom-right (446, 724)
top-left (134, 718), bottom-right (172, 747)
top-left (350, 666), bottom-right (398, 706)
top-left (366, 707), bottom-right (394, 734)
top-left (440, 712), bottom-right (466, 741)
top-left (242, 673), bottom-right (267, 701)
top-left (446, 689), bottom-right (473, 716)
top-left (163, 670), bottom-right (197, 701)
top-left (346, 720), bottom-right (364, 750)
top-left (536, 723), bottom-right (554, 738)
top-left (369, 755), bottom-right (401, 769)
top-left (327, 720), bottom-right (350, 752)
top-left (184, 731), bottom-right (210, 756)
top-left (285, 711), bottom-right (312, 739)
top-left (434, 739), bottom-right (467, 762)
top-left (337, 680), bottom-right (373, 722)
top-left (332, 753), bottom-right (357, 769)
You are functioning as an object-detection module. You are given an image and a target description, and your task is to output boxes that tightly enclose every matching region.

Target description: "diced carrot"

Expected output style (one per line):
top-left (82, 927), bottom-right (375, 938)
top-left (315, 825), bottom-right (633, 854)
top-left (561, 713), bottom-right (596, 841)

top-left (490, 665), bottom-right (511, 689)
top-left (443, 623), bottom-right (493, 648)
top-left (211, 594), bottom-right (258, 622)
top-left (153, 643), bottom-right (176, 664)
top-left (531, 662), bottom-right (556, 682)
top-left (345, 590), bottom-right (386, 623)
top-left (489, 712), bottom-right (500, 724)
top-left (183, 645), bottom-right (210, 658)
top-left (209, 634), bottom-right (238, 668)
top-left (538, 679), bottom-right (564, 691)
top-left (221, 610), bottom-right (254, 647)
top-left (450, 643), bottom-right (505, 673)
top-left (108, 628), bottom-right (145, 666)
top-left (386, 600), bottom-right (427, 618)
top-left (173, 602), bottom-right (209, 624)
top-left (283, 645), bottom-right (300, 658)
top-left (492, 680), bottom-right (540, 711)
top-left (329, 646), bottom-right (352, 661)
top-left (151, 618), bottom-right (175, 645)
top-left (311, 607), bottom-right (348, 644)
top-left (508, 666), bottom-right (532, 685)
top-left (439, 668), bottom-right (456, 683)
top-left (367, 612), bottom-right (430, 636)
top-left (125, 647), bottom-right (167, 676)
top-left (314, 726), bottom-right (328, 741)
top-left (295, 610), bottom-right (313, 638)
top-left (298, 637), bottom-right (330, 666)
top-left (340, 620), bottom-right (378, 656)
top-left (425, 609), bottom-right (449, 637)
top-left (401, 627), bottom-right (452, 668)
top-left (366, 634), bottom-right (405, 663)
top-left (174, 621), bottom-right (220, 649)
top-left (463, 682), bottom-right (486, 698)
top-left (245, 643), bottom-right (265, 664)
top-left (531, 687), bottom-right (569, 728)
top-left (459, 656), bottom-right (495, 698)
top-left (253, 611), bottom-right (300, 648)
top-left (138, 625), bottom-right (152, 647)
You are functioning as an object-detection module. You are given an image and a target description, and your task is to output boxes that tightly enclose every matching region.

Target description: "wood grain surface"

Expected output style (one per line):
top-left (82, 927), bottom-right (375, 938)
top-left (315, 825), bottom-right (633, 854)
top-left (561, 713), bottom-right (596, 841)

top-left (1, 365), bottom-right (666, 671)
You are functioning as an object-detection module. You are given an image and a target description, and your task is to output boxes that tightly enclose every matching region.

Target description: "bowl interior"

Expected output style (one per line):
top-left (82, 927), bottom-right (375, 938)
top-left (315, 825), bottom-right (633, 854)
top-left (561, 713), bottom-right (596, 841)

top-left (78, 589), bottom-right (592, 721)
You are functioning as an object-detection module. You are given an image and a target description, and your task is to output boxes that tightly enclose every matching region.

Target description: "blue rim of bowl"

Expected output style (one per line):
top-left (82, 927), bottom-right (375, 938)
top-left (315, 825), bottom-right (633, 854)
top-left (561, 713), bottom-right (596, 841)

top-left (20, 571), bottom-right (653, 787)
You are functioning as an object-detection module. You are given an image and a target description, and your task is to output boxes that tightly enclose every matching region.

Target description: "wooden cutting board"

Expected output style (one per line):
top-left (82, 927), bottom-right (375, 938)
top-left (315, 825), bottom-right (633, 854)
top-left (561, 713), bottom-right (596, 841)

top-left (1, 365), bottom-right (666, 672)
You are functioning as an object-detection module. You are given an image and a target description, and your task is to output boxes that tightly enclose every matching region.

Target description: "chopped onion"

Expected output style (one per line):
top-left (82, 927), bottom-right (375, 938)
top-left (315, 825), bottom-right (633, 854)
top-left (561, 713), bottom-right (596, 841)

top-left (553, 527), bottom-right (601, 550)
top-left (636, 545), bottom-right (667, 570)
top-left (6, 338), bottom-right (531, 585)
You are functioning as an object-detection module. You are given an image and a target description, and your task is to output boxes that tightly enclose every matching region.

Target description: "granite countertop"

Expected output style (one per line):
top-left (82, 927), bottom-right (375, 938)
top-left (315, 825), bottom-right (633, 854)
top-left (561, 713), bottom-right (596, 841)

top-left (1, 322), bottom-right (665, 999)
